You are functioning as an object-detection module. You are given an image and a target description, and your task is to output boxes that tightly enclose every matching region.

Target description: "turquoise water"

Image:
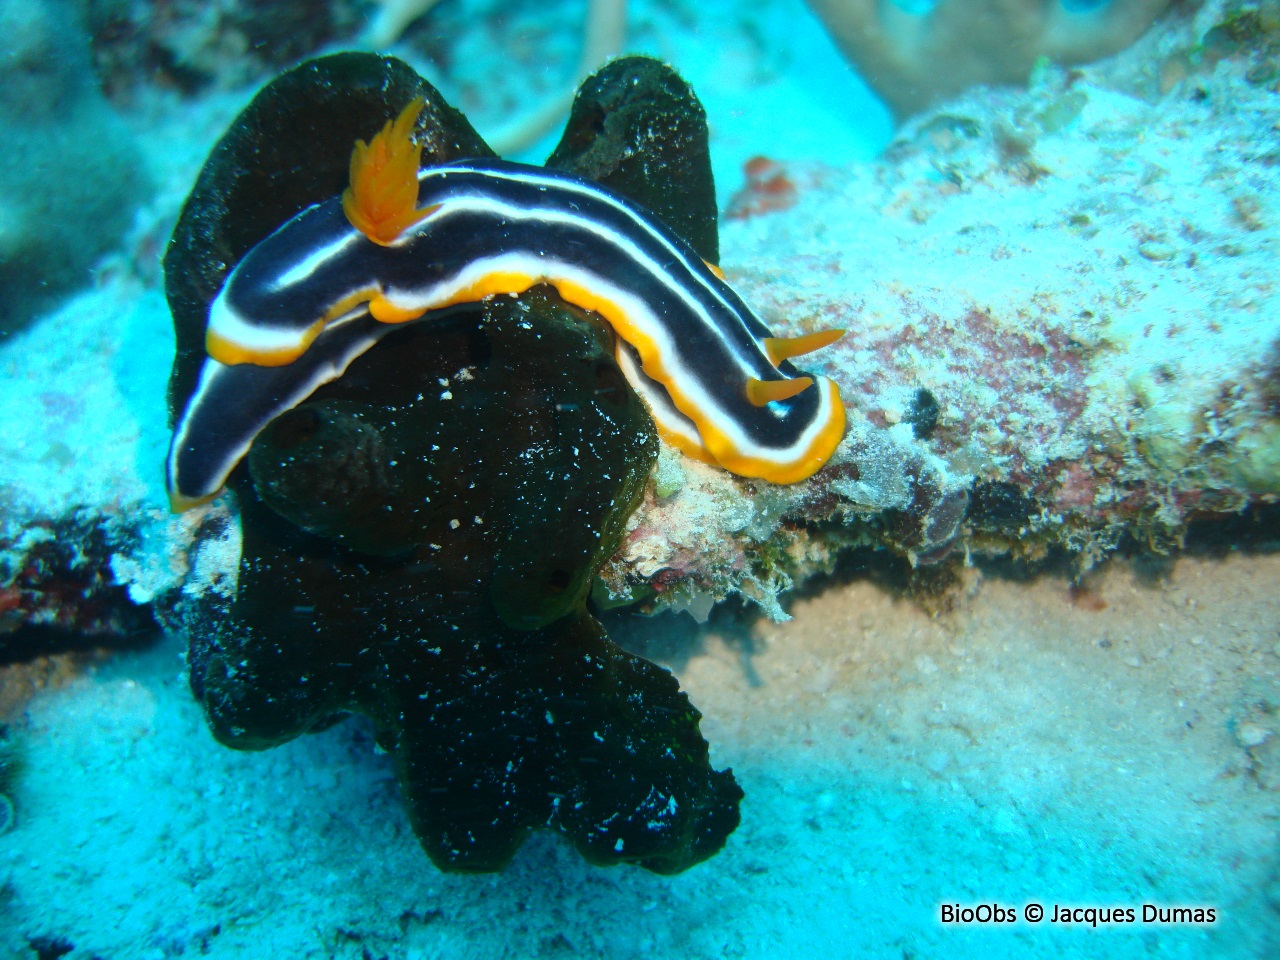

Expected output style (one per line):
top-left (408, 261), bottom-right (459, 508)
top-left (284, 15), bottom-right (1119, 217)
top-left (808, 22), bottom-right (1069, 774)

top-left (1, 0), bottom-right (1278, 957)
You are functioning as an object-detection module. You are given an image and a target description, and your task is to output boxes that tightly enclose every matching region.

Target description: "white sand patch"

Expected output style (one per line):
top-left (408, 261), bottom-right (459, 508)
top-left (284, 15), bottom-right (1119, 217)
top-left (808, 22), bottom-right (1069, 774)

top-left (3, 554), bottom-right (1276, 958)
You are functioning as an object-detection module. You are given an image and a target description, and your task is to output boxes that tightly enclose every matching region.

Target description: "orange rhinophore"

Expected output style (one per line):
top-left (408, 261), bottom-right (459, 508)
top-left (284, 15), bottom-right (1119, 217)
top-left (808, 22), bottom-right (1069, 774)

top-left (342, 97), bottom-right (440, 245)
top-left (746, 376), bottom-right (814, 407)
top-left (764, 328), bottom-right (846, 366)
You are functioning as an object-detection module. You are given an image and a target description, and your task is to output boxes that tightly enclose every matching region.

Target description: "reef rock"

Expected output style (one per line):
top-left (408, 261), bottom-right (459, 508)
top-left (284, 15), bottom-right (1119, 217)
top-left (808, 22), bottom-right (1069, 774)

top-left (615, 0), bottom-right (1280, 616)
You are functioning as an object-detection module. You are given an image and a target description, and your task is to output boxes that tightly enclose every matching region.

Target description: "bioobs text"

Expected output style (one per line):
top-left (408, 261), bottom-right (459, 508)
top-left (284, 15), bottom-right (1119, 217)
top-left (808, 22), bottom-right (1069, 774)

top-left (939, 903), bottom-right (1217, 926)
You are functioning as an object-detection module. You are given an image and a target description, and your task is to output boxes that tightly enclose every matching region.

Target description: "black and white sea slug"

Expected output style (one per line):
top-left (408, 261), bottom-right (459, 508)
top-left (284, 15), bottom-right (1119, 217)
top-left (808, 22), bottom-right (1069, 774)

top-left (167, 98), bottom-right (846, 510)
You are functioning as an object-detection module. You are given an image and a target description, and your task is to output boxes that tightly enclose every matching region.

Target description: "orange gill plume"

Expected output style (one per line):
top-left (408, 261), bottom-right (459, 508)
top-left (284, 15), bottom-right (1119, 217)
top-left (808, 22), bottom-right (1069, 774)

top-left (342, 96), bottom-right (440, 245)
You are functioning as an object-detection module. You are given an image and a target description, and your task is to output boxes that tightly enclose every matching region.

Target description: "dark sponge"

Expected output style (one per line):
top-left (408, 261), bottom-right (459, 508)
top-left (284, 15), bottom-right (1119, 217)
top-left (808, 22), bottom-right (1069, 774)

top-left (172, 53), bottom-right (741, 874)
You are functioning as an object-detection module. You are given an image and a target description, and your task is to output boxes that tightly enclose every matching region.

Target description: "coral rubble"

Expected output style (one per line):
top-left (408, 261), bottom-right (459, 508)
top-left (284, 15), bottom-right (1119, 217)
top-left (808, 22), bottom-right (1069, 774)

top-left (0, 512), bottom-right (154, 664)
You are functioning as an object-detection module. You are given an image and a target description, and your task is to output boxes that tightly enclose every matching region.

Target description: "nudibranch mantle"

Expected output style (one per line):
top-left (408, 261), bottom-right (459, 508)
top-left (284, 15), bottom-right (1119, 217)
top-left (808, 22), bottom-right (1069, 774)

top-left (167, 107), bottom-right (846, 510)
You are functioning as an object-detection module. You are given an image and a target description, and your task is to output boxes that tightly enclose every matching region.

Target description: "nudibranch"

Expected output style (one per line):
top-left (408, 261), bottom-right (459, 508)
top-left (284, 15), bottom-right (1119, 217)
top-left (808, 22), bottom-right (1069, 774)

top-left (166, 98), bottom-right (846, 510)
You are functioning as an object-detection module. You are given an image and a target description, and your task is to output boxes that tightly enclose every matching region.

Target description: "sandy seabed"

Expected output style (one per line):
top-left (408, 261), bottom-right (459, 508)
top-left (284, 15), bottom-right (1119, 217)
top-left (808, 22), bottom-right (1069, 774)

top-left (1, 549), bottom-right (1276, 960)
